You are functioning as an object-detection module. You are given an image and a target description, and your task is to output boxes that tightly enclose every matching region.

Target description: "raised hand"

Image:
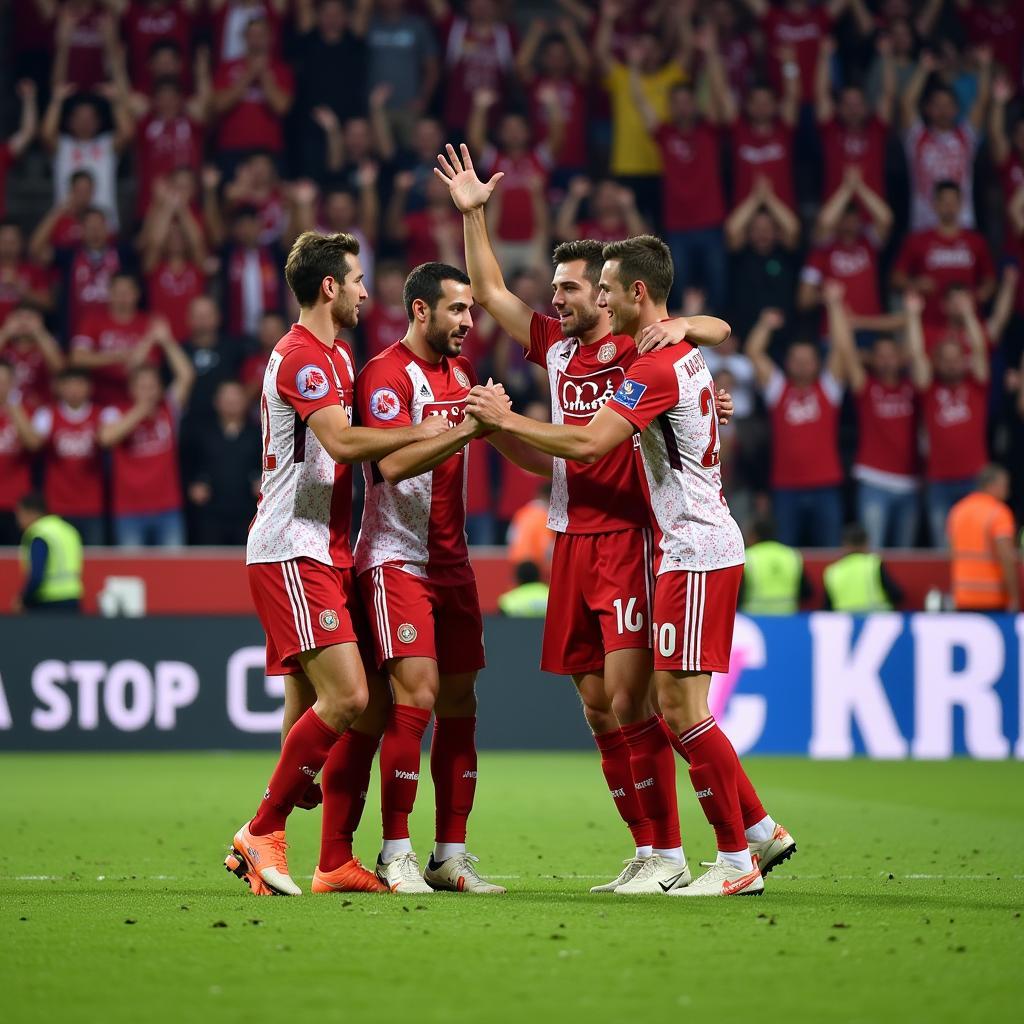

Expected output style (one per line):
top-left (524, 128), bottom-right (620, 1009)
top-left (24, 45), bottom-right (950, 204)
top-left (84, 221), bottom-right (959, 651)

top-left (822, 279), bottom-right (846, 305)
top-left (434, 142), bottom-right (505, 213)
top-left (714, 387), bottom-right (734, 426)
top-left (758, 307), bottom-right (785, 331)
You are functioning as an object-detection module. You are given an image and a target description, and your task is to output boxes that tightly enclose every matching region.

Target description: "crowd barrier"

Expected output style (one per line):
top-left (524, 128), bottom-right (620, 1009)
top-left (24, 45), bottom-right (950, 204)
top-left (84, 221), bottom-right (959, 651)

top-left (0, 613), bottom-right (1020, 757)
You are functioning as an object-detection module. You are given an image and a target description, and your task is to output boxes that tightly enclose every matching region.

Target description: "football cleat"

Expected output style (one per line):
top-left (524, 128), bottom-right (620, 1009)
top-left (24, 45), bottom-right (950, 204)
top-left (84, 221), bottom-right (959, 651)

top-left (590, 856), bottom-right (650, 893)
top-left (423, 852), bottom-right (507, 894)
top-left (670, 859), bottom-right (764, 897)
top-left (749, 824), bottom-right (797, 877)
top-left (224, 822), bottom-right (301, 896)
top-left (312, 858), bottom-right (388, 894)
top-left (375, 851), bottom-right (434, 894)
top-left (613, 854), bottom-right (691, 894)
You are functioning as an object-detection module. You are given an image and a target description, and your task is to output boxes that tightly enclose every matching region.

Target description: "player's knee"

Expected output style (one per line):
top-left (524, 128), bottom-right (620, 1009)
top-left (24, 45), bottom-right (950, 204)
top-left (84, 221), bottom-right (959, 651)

top-left (392, 673), bottom-right (439, 710)
top-left (610, 687), bottom-right (650, 726)
top-left (583, 702), bottom-right (617, 735)
top-left (322, 681), bottom-right (370, 726)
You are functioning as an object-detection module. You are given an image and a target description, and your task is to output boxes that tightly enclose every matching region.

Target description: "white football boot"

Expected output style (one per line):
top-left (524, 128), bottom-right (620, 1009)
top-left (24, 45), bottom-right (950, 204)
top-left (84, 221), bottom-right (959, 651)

top-left (748, 824), bottom-right (797, 877)
top-left (375, 850), bottom-right (434, 894)
top-left (670, 859), bottom-right (764, 897)
top-left (590, 856), bottom-right (650, 893)
top-left (423, 852), bottom-right (506, 894)
top-left (613, 853), bottom-right (692, 894)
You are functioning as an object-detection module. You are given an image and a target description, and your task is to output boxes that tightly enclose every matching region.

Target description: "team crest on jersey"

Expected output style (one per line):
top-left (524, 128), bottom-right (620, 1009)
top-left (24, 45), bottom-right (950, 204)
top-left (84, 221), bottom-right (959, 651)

top-left (597, 342), bottom-right (616, 363)
top-left (296, 364), bottom-right (331, 399)
top-left (319, 609), bottom-right (339, 631)
top-left (453, 367), bottom-right (471, 389)
top-left (370, 387), bottom-right (401, 420)
top-left (397, 622), bottom-right (418, 644)
top-left (613, 379), bottom-right (647, 410)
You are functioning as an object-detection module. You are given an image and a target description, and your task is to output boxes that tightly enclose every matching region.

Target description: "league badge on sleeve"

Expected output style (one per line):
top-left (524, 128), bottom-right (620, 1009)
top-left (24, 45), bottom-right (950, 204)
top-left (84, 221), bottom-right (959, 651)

top-left (613, 379), bottom-right (647, 410)
top-left (370, 387), bottom-right (401, 421)
top-left (296, 364), bottom-right (331, 400)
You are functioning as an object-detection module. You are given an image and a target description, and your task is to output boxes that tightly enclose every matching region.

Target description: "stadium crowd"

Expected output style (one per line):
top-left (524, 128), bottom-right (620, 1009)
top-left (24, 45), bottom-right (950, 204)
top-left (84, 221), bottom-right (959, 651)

top-left (0, 0), bottom-right (1022, 549)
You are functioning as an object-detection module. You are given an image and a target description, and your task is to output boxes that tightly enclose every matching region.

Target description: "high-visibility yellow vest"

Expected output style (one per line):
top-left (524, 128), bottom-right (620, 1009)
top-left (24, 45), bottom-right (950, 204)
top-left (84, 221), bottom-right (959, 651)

top-left (741, 541), bottom-right (802, 615)
top-left (823, 552), bottom-right (891, 612)
top-left (497, 581), bottom-right (549, 618)
top-left (20, 515), bottom-right (84, 603)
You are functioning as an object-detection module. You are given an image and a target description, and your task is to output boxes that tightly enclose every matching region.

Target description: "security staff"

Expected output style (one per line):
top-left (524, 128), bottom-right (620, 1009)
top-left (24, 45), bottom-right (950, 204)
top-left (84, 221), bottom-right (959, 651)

top-left (740, 517), bottom-right (810, 614)
top-left (823, 523), bottom-right (903, 612)
top-left (498, 561), bottom-right (549, 618)
top-left (14, 492), bottom-right (83, 613)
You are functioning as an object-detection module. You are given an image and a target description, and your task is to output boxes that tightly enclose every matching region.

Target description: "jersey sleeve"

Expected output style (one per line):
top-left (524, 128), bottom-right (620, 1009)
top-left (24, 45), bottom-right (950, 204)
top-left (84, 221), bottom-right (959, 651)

top-left (526, 312), bottom-right (563, 368)
top-left (276, 346), bottom-right (343, 422)
top-left (606, 351), bottom-right (680, 432)
top-left (356, 358), bottom-right (413, 430)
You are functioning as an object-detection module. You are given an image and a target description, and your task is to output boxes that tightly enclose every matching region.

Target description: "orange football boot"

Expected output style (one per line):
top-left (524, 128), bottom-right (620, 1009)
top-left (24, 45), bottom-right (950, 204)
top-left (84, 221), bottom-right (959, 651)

top-left (312, 858), bottom-right (389, 894)
top-left (224, 822), bottom-right (301, 896)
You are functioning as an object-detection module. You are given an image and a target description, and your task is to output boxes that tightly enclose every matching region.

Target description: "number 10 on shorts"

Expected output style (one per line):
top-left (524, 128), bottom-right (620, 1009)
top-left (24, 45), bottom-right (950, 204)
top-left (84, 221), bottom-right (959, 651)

top-left (612, 597), bottom-right (644, 635)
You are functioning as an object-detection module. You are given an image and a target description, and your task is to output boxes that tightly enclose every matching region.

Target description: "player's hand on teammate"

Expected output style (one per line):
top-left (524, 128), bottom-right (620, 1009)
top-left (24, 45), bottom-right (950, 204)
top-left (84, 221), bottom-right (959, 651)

top-left (637, 317), bottom-right (692, 354)
top-left (714, 387), bottom-right (734, 426)
top-left (434, 143), bottom-right (505, 213)
top-left (417, 413), bottom-right (455, 440)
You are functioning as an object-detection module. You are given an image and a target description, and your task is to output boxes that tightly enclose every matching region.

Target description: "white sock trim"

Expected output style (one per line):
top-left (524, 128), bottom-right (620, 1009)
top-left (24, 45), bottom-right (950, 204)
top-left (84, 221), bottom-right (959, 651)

top-left (717, 849), bottom-right (754, 873)
top-left (635, 845), bottom-right (653, 859)
top-left (433, 842), bottom-right (466, 862)
top-left (652, 847), bottom-right (685, 864)
top-left (380, 838), bottom-right (413, 862)
top-left (744, 814), bottom-right (777, 844)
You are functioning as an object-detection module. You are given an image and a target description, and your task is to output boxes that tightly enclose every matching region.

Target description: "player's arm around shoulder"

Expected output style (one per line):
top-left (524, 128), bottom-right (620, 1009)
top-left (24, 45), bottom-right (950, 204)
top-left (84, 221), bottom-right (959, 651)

top-left (637, 315), bottom-right (731, 354)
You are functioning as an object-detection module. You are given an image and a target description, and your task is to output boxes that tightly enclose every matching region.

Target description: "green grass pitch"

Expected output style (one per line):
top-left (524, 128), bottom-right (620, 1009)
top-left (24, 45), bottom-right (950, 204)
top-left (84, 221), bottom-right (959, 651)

top-left (2, 752), bottom-right (1021, 1023)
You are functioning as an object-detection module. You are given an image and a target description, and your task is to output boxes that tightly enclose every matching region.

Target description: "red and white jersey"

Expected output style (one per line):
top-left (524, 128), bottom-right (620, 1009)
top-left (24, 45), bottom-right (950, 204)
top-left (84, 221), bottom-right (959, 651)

top-left (608, 343), bottom-right (744, 574)
top-left (904, 119), bottom-right (978, 230)
top-left (246, 324), bottom-right (357, 568)
top-left (922, 377), bottom-right (988, 482)
top-left (527, 313), bottom-right (649, 534)
top-left (0, 407), bottom-right (32, 512)
top-left (354, 342), bottom-right (476, 582)
top-left (763, 368), bottom-right (844, 489)
top-left (852, 377), bottom-right (918, 488)
top-left (33, 402), bottom-right (104, 517)
top-left (101, 399), bottom-right (182, 515)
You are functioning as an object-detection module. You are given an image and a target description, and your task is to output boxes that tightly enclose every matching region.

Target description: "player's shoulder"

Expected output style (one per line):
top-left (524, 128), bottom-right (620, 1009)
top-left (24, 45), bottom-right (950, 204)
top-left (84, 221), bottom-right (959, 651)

top-left (451, 354), bottom-right (476, 387)
top-left (358, 341), bottom-right (408, 380)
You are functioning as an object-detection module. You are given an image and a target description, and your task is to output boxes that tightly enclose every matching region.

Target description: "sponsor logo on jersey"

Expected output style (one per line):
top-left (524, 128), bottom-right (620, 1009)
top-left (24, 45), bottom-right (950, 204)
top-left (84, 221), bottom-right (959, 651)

top-left (423, 399), bottom-right (467, 427)
top-left (397, 622), bottom-right (418, 643)
top-left (297, 364), bottom-right (331, 399)
top-left (453, 367), bottom-right (471, 389)
top-left (597, 341), bottom-right (616, 363)
top-left (319, 609), bottom-right (339, 631)
top-left (613, 379), bottom-right (647, 410)
top-left (556, 367), bottom-right (625, 423)
top-left (370, 387), bottom-right (401, 420)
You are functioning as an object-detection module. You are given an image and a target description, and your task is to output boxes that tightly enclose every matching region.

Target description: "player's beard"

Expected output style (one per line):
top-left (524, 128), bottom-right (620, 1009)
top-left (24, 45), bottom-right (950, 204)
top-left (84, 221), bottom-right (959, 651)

top-left (559, 304), bottom-right (602, 339)
top-left (330, 291), bottom-right (358, 332)
top-left (426, 313), bottom-right (466, 357)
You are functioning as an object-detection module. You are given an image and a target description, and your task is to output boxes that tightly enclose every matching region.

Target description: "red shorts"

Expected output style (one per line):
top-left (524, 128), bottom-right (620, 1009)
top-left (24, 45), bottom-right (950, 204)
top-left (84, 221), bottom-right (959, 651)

top-left (359, 564), bottom-right (486, 674)
top-left (652, 565), bottom-right (743, 674)
top-left (248, 557), bottom-right (373, 676)
top-left (541, 528), bottom-right (655, 676)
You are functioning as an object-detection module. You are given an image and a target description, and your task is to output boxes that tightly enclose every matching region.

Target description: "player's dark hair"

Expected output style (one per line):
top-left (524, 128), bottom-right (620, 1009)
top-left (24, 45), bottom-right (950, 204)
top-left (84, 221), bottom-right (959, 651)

top-left (601, 235), bottom-right (674, 305)
top-left (148, 39), bottom-right (182, 61)
top-left (284, 231), bottom-right (361, 308)
top-left (933, 179), bottom-right (960, 198)
top-left (552, 239), bottom-right (604, 286)
top-left (16, 491), bottom-right (47, 516)
top-left (843, 523), bottom-right (869, 548)
top-left (82, 205), bottom-right (107, 221)
top-left (403, 262), bottom-right (471, 320)
top-left (515, 561), bottom-right (542, 585)
top-left (152, 75), bottom-right (183, 94)
top-left (57, 366), bottom-right (91, 383)
top-left (976, 463), bottom-right (1008, 490)
top-left (69, 169), bottom-right (95, 188)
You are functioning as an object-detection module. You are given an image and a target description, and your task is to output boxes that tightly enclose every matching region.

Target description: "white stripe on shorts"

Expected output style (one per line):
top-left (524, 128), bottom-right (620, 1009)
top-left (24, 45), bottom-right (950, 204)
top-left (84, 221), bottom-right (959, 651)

top-left (284, 560), bottom-right (315, 650)
top-left (281, 560), bottom-right (313, 651)
top-left (683, 570), bottom-right (707, 672)
top-left (372, 566), bottom-right (393, 661)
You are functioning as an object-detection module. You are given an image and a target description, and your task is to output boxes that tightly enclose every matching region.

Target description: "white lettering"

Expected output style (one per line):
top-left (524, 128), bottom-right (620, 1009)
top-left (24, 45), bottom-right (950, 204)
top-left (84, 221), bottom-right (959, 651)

top-left (809, 614), bottom-right (908, 758)
top-left (0, 670), bottom-right (11, 730)
top-left (30, 661), bottom-right (72, 731)
top-left (613, 597), bottom-right (644, 634)
top-left (714, 615), bottom-right (768, 755)
top-left (226, 646), bottom-right (285, 733)
top-left (154, 662), bottom-right (200, 730)
top-left (103, 661), bottom-right (154, 731)
top-left (911, 615), bottom-right (1009, 759)
top-left (70, 660), bottom-right (106, 729)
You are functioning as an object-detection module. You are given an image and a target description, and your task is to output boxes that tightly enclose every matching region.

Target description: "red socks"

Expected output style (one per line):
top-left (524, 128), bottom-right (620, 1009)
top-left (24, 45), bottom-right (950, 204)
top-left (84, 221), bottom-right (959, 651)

top-left (593, 727), bottom-right (654, 849)
top-left (733, 753), bottom-right (768, 831)
top-left (679, 716), bottom-right (745, 853)
top-left (380, 704), bottom-right (431, 840)
top-left (319, 728), bottom-right (380, 871)
top-left (251, 708), bottom-right (340, 835)
top-left (431, 716), bottom-right (478, 844)
top-left (659, 714), bottom-right (690, 762)
top-left (621, 716), bottom-right (681, 850)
